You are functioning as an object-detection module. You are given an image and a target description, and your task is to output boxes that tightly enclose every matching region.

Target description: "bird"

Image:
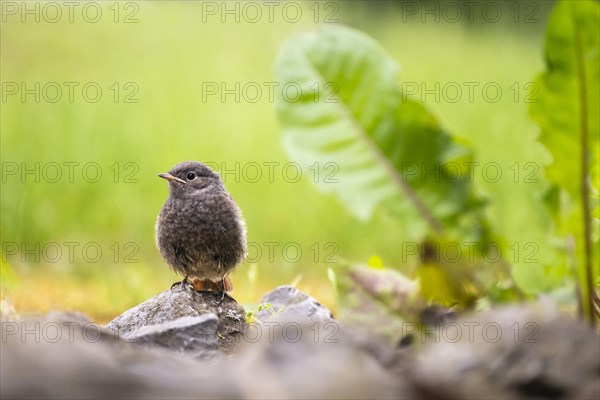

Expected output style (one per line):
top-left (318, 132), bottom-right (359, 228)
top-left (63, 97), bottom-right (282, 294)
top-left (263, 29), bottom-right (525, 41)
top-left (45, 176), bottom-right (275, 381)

top-left (155, 161), bottom-right (247, 298)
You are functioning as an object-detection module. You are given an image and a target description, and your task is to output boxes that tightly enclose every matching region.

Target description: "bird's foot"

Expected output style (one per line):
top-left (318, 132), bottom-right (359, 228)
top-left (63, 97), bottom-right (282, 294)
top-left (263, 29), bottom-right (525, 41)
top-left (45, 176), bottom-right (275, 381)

top-left (217, 277), bottom-right (234, 305)
top-left (217, 289), bottom-right (226, 305)
top-left (174, 277), bottom-right (233, 304)
top-left (170, 276), bottom-right (192, 290)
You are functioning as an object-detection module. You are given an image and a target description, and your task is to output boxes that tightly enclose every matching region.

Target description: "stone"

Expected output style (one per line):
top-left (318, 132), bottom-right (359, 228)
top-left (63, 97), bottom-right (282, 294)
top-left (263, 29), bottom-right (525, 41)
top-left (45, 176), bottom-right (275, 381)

top-left (413, 305), bottom-right (600, 399)
top-left (6, 287), bottom-right (597, 400)
top-left (126, 314), bottom-right (219, 360)
top-left (256, 285), bottom-right (334, 323)
top-left (240, 286), bottom-right (416, 398)
top-left (1, 313), bottom-right (239, 399)
top-left (107, 285), bottom-right (247, 354)
top-left (231, 320), bottom-right (415, 399)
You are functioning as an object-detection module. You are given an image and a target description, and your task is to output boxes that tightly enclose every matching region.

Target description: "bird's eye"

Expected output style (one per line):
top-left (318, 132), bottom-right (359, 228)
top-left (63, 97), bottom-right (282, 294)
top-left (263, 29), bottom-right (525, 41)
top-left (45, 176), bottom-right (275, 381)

top-left (186, 173), bottom-right (196, 180)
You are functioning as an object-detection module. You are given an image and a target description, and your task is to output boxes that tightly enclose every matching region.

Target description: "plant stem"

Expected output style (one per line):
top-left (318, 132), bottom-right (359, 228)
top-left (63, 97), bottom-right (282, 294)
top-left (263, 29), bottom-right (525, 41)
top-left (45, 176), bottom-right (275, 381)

top-left (574, 23), bottom-right (595, 328)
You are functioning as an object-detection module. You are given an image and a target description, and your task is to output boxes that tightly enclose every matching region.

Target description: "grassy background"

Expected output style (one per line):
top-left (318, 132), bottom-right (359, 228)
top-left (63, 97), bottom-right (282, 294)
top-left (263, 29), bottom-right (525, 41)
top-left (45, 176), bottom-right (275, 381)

top-left (1, 1), bottom-right (557, 322)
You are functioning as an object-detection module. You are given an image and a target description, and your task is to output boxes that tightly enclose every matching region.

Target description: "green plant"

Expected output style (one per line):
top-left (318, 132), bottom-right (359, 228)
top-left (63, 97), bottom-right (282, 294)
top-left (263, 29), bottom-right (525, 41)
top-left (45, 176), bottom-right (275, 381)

top-left (275, 0), bottom-right (599, 325)
top-left (529, 0), bottom-right (599, 325)
top-left (245, 303), bottom-right (281, 324)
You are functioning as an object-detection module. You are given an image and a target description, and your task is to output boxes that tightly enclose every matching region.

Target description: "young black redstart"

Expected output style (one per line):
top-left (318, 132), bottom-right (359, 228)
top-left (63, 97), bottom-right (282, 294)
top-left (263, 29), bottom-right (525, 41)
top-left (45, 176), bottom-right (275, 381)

top-left (155, 161), bottom-right (247, 296)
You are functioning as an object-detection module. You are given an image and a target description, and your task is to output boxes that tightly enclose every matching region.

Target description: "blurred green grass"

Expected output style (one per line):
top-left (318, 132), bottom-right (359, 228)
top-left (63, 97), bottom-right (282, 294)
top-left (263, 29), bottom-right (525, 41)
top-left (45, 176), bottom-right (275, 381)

top-left (1, 1), bottom-right (556, 322)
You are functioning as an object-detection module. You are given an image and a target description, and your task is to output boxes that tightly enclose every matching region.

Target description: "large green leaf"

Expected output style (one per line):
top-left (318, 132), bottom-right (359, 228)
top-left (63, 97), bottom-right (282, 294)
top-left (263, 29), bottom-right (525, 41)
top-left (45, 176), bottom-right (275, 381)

top-left (275, 26), bottom-right (480, 239)
top-left (530, 0), bottom-right (599, 321)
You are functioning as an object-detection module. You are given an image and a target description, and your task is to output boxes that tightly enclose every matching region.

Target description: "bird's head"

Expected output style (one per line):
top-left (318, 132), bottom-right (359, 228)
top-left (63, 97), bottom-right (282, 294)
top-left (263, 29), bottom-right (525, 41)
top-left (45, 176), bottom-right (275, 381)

top-left (158, 161), bottom-right (223, 197)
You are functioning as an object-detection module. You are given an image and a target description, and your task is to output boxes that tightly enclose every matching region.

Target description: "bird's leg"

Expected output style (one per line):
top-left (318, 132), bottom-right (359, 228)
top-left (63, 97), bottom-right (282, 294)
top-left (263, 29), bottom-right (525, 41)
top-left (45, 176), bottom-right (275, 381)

top-left (218, 276), bottom-right (226, 303)
top-left (217, 276), bottom-right (236, 304)
top-left (171, 275), bottom-right (191, 290)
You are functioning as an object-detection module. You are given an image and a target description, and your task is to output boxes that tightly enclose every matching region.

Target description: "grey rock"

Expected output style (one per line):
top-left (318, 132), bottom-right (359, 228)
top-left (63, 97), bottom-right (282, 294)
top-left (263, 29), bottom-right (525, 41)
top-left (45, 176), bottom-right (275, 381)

top-left (107, 284), bottom-right (247, 354)
top-left (1, 313), bottom-right (240, 399)
top-left (1, 311), bottom-right (416, 400)
top-left (8, 289), bottom-right (597, 400)
top-left (127, 314), bottom-right (219, 360)
top-left (232, 320), bottom-right (415, 399)
top-left (256, 285), bottom-right (334, 323)
top-left (413, 305), bottom-right (600, 399)
top-left (239, 286), bottom-right (416, 398)
top-left (45, 310), bottom-right (95, 324)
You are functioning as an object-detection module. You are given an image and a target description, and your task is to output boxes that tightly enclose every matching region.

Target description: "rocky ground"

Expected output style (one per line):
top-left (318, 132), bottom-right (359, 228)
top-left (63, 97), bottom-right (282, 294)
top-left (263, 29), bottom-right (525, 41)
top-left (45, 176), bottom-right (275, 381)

top-left (1, 285), bottom-right (599, 399)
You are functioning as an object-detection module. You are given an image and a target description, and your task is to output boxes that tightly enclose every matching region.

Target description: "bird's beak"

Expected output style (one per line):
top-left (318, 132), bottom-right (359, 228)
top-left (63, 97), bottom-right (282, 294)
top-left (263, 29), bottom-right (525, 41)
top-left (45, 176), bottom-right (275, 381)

top-left (158, 173), bottom-right (186, 184)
